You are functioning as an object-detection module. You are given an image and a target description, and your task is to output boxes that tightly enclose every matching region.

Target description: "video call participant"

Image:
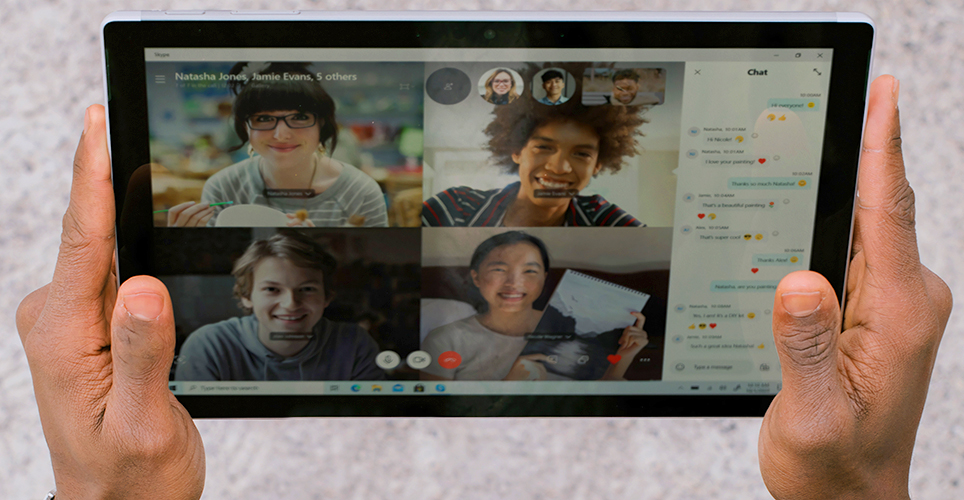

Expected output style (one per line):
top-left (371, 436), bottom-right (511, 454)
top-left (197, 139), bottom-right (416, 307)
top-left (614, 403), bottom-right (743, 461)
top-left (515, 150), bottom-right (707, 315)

top-left (422, 90), bottom-right (648, 227)
top-left (537, 69), bottom-right (569, 105)
top-left (482, 68), bottom-right (520, 105)
top-left (174, 231), bottom-right (385, 381)
top-left (421, 231), bottom-right (647, 381)
top-left (605, 69), bottom-right (661, 106)
top-left (167, 62), bottom-right (388, 228)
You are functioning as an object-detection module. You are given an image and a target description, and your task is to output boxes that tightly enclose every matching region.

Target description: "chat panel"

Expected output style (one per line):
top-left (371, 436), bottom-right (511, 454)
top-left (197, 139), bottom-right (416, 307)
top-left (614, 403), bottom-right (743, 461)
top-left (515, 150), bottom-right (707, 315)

top-left (664, 60), bottom-right (832, 382)
top-left (156, 228), bottom-right (422, 382)
top-left (422, 61), bottom-right (684, 228)
top-left (419, 227), bottom-right (672, 382)
top-left (145, 61), bottom-right (425, 228)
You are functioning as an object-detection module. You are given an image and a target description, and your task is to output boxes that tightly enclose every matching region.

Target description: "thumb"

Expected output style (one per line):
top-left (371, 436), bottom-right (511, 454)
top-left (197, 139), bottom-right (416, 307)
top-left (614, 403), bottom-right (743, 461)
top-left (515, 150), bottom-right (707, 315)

top-left (109, 276), bottom-right (176, 412)
top-left (771, 271), bottom-right (842, 401)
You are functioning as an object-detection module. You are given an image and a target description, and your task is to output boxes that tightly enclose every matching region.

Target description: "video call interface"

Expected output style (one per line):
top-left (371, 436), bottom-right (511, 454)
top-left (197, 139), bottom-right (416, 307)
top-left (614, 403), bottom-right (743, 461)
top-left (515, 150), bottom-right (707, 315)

top-left (143, 48), bottom-right (832, 397)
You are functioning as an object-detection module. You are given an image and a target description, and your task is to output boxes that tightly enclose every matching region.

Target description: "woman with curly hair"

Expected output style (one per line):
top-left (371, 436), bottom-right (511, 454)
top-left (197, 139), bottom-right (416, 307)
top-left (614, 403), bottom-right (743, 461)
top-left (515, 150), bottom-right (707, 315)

top-left (424, 70), bottom-right (648, 227)
top-left (482, 68), bottom-right (521, 105)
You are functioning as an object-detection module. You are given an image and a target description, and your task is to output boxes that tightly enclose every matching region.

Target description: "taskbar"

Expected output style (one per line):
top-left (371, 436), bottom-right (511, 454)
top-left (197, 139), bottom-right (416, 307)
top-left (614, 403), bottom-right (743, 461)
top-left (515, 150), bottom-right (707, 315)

top-left (168, 380), bottom-right (782, 396)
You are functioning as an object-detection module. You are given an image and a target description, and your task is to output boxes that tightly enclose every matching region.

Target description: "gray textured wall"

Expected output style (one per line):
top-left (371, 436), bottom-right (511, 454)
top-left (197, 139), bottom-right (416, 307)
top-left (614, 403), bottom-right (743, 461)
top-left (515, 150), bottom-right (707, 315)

top-left (2, 1), bottom-right (962, 498)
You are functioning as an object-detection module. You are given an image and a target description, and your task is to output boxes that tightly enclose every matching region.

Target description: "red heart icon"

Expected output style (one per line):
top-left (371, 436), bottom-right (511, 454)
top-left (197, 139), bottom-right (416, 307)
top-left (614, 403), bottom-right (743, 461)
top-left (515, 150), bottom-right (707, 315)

top-left (751, 268), bottom-right (759, 273)
top-left (758, 158), bottom-right (766, 164)
top-left (606, 354), bottom-right (621, 364)
top-left (697, 213), bottom-right (705, 219)
top-left (709, 323), bottom-right (717, 329)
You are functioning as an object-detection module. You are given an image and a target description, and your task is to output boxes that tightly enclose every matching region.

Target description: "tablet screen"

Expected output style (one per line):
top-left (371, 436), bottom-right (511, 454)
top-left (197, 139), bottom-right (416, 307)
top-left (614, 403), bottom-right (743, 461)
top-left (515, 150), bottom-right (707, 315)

top-left (141, 47), bottom-right (831, 399)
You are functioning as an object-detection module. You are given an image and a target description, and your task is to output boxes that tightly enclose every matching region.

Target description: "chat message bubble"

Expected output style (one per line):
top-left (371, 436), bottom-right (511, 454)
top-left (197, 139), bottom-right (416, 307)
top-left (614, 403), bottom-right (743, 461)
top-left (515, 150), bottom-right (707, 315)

top-left (767, 98), bottom-right (821, 112)
top-left (686, 342), bottom-right (767, 352)
top-left (697, 231), bottom-right (769, 242)
top-left (687, 310), bottom-right (762, 322)
top-left (752, 253), bottom-right (804, 266)
top-left (710, 280), bottom-right (779, 292)
top-left (729, 177), bottom-right (811, 189)
top-left (699, 199), bottom-right (780, 211)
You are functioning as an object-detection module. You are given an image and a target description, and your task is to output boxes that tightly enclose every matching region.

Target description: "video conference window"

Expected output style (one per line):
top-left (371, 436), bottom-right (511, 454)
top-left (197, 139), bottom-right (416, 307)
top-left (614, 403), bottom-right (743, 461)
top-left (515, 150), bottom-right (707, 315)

top-left (420, 227), bottom-right (669, 381)
top-left (423, 62), bottom-right (682, 228)
top-left (146, 61), bottom-right (425, 228)
top-left (157, 228), bottom-right (421, 381)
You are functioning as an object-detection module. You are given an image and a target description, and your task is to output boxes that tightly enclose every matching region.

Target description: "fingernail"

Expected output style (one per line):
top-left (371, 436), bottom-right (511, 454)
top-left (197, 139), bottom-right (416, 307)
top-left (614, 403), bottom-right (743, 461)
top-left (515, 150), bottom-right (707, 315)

top-left (124, 292), bottom-right (163, 321)
top-left (781, 291), bottom-right (822, 318)
top-left (83, 107), bottom-right (91, 135)
top-left (893, 78), bottom-right (900, 105)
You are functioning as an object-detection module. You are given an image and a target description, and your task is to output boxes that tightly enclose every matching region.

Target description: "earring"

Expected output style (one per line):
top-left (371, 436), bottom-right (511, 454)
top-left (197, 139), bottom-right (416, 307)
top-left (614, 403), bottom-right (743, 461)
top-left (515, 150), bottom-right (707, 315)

top-left (247, 144), bottom-right (255, 158)
top-left (317, 143), bottom-right (327, 156)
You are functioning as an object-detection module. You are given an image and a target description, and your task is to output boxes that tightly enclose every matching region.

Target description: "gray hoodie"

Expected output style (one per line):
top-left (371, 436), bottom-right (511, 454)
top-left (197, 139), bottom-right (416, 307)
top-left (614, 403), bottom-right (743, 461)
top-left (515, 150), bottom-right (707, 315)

top-left (174, 315), bottom-right (386, 381)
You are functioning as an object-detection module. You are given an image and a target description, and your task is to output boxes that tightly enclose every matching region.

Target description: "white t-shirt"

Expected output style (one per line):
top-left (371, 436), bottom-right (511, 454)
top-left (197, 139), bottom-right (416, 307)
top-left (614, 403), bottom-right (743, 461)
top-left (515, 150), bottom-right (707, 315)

top-left (421, 315), bottom-right (528, 380)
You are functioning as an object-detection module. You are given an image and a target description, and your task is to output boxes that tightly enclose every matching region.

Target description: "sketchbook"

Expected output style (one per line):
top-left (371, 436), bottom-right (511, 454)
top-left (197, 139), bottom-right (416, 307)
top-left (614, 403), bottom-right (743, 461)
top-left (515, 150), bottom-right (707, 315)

top-left (521, 270), bottom-right (651, 380)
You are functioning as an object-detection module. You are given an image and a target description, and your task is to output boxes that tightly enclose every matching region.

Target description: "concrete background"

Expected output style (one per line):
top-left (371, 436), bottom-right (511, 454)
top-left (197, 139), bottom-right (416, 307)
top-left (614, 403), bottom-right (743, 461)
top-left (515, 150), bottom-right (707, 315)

top-left (1, 1), bottom-right (962, 498)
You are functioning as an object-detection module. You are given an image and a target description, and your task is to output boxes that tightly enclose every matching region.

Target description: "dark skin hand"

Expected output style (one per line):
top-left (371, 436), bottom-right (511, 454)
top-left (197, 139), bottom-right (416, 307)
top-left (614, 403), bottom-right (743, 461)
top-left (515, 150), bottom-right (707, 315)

top-left (16, 105), bottom-right (205, 500)
top-left (759, 75), bottom-right (952, 499)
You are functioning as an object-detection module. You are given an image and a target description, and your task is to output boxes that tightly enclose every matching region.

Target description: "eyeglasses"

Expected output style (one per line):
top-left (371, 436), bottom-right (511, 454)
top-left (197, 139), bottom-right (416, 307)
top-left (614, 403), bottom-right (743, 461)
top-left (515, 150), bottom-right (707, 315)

top-left (246, 112), bottom-right (317, 130)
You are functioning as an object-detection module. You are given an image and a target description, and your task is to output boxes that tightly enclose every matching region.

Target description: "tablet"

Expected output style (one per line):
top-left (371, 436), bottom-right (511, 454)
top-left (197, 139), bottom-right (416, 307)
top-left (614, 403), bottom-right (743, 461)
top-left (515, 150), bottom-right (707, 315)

top-left (102, 11), bottom-right (875, 417)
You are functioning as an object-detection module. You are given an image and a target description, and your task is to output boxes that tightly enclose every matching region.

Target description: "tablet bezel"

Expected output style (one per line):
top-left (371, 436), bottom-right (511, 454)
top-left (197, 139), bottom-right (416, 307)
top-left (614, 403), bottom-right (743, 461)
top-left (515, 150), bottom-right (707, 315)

top-left (103, 12), bottom-right (874, 418)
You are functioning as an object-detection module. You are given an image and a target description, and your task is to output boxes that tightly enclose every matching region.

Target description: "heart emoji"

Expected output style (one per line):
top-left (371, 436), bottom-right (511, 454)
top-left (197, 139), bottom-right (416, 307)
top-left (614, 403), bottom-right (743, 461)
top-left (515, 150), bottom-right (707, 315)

top-left (688, 324), bottom-right (696, 329)
top-left (708, 213), bottom-right (716, 220)
top-left (606, 354), bottom-right (621, 364)
top-left (747, 312), bottom-right (756, 319)
top-left (699, 323), bottom-right (707, 329)
top-left (698, 213), bottom-right (705, 219)
top-left (790, 256), bottom-right (799, 263)
top-left (709, 323), bottom-right (717, 329)
top-left (751, 268), bottom-right (759, 273)
top-left (758, 158), bottom-right (766, 164)
top-left (743, 234), bottom-right (752, 240)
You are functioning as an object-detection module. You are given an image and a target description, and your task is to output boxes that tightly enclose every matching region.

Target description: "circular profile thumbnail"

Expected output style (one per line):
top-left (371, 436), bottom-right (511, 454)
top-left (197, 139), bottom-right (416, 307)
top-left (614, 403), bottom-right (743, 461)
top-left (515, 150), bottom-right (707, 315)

top-left (532, 68), bottom-right (575, 106)
top-left (478, 67), bottom-right (524, 105)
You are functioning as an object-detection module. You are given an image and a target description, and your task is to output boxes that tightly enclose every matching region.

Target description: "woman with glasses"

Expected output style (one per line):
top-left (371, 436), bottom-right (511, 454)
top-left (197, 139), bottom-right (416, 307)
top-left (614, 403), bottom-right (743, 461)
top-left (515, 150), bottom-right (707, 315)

top-left (482, 68), bottom-right (520, 105)
top-left (168, 62), bottom-right (388, 227)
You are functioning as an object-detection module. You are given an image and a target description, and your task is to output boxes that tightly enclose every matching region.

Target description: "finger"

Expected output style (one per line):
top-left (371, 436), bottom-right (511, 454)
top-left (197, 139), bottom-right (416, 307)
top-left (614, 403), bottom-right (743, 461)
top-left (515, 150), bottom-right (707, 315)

top-left (855, 75), bottom-right (922, 285)
top-left (16, 284), bottom-right (50, 343)
top-left (185, 207), bottom-right (214, 227)
top-left (631, 311), bottom-right (646, 329)
top-left (520, 354), bottom-right (551, 363)
top-left (771, 271), bottom-right (842, 403)
top-left (44, 105), bottom-right (116, 333)
top-left (176, 203), bottom-right (210, 225)
top-left (167, 201), bottom-right (196, 226)
top-left (108, 276), bottom-right (176, 416)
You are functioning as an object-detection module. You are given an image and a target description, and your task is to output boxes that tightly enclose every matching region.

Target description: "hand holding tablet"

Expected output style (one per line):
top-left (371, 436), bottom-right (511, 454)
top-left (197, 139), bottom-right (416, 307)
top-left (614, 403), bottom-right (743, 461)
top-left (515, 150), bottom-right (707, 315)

top-left (16, 106), bottom-right (205, 500)
top-left (759, 76), bottom-right (952, 500)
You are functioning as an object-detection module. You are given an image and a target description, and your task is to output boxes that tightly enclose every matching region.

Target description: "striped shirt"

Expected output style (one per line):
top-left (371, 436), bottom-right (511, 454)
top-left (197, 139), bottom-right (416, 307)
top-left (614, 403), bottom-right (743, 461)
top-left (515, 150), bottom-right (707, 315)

top-left (422, 182), bottom-right (643, 227)
top-left (201, 157), bottom-right (388, 227)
